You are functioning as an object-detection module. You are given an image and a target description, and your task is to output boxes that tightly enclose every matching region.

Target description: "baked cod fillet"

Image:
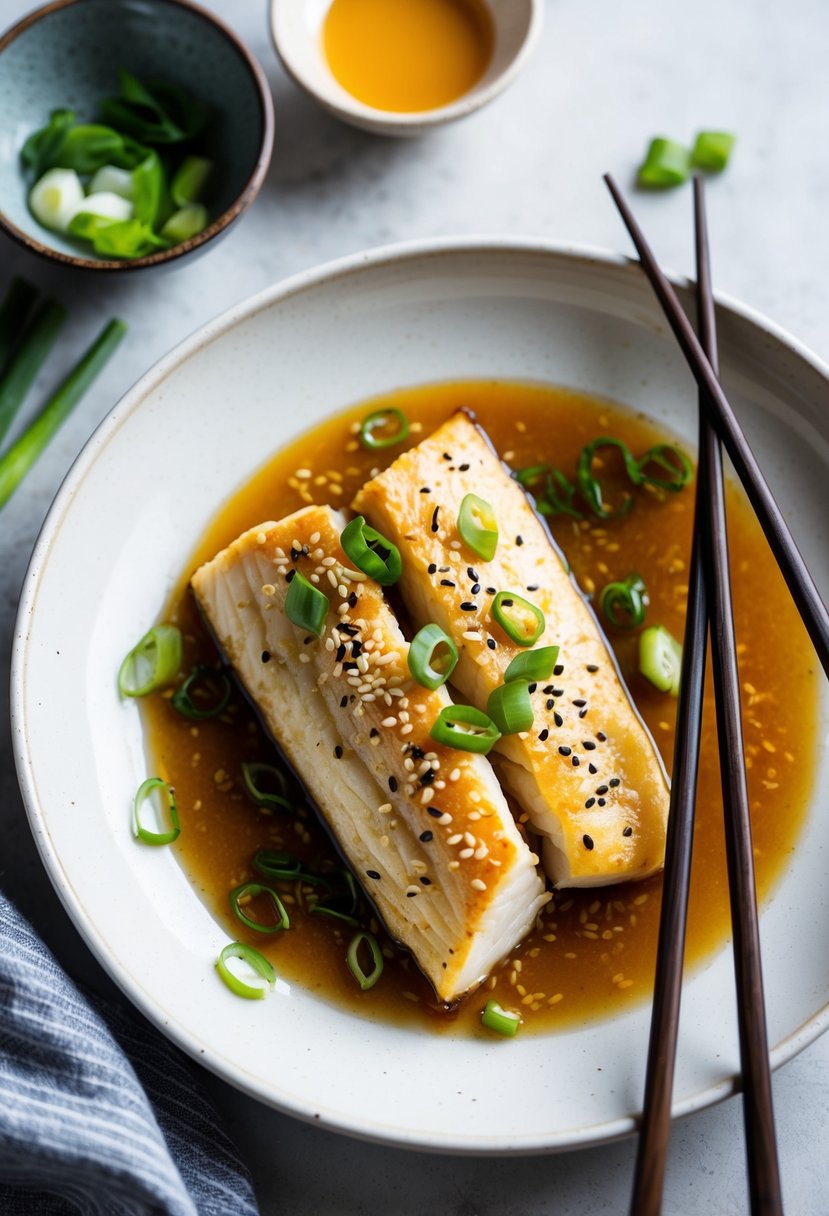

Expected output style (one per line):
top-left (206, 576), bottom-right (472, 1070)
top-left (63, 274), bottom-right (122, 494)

top-left (191, 503), bottom-right (547, 1004)
top-left (353, 412), bottom-right (670, 888)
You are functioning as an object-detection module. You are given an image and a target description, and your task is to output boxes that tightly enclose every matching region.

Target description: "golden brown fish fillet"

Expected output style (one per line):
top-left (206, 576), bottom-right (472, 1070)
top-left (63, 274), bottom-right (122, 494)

top-left (353, 412), bottom-right (670, 887)
top-left (191, 503), bottom-right (548, 1004)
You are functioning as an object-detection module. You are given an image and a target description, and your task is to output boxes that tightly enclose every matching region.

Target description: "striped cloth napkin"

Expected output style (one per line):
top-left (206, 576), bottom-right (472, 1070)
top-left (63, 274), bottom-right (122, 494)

top-left (0, 891), bottom-right (259, 1214)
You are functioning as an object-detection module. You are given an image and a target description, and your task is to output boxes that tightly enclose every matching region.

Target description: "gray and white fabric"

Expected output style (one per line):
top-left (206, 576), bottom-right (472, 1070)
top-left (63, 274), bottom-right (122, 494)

top-left (0, 891), bottom-right (259, 1215)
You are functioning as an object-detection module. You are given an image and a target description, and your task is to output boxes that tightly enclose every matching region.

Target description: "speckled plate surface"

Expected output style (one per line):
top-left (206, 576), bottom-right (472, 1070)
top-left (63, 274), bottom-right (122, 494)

top-left (11, 240), bottom-right (829, 1153)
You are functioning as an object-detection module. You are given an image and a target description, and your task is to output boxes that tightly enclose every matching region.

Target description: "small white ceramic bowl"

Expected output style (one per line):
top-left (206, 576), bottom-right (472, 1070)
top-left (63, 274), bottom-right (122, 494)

top-left (270, 0), bottom-right (542, 136)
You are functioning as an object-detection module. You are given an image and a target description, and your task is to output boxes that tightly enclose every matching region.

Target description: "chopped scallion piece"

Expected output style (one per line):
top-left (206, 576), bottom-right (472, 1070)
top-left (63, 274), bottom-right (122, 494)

top-left (358, 406), bottom-right (409, 450)
top-left (28, 167), bottom-right (86, 232)
top-left (481, 998), bottom-right (521, 1037)
top-left (577, 437), bottom-right (639, 519)
top-left (691, 131), bottom-right (736, 172)
top-left (171, 665), bottom-right (232, 719)
top-left (514, 465), bottom-right (584, 519)
top-left (241, 762), bottom-right (291, 812)
top-left (504, 645), bottom-right (560, 683)
top-left (132, 776), bottom-right (180, 845)
top-left (600, 574), bottom-right (649, 630)
top-left (285, 569), bottom-right (329, 634)
top-left (309, 904), bottom-right (359, 927)
top-left (635, 444), bottom-right (693, 491)
top-left (118, 624), bottom-right (182, 697)
top-left (253, 849), bottom-right (328, 887)
top-left (160, 203), bottom-right (208, 244)
top-left (346, 931), bottom-right (384, 990)
top-left (340, 516), bottom-right (402, 586)
top-left (491, 591), bottom-right (544, 647)
top-left (430, 705), bottom-right (501, 754)
top-left (639, 624), bottom-right (682, 695)
top-left (487, 680), bottom-right (534, 735)
top-left (408, 623), bottom-right (458, 689)
top-left (229, 882), bottom-right (290, 933)
top-left (171, 155), bottom-right (213, 206)
top-left (637, 137), bottom-right (691, 188)
top-left (215, 942), bottom-right (275, 1000)
top-left (457, 493), bottom-right (498, 561)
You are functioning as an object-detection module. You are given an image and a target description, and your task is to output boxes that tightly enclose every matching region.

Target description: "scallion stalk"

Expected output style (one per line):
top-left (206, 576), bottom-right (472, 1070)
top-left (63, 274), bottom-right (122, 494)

top-left (487, 681), bottom-right (534, 735)
top-left (637, 137), bottom-right (691, 188)
top-left (241, 762), bottom-right (291, 812)
top-left (171, 666), bottom-right (232, 719)
top-left (407, 623), bottom-right (458, 689)
top-left (118, 624), bottom-right (182, 697)
top-left (691, 131), bottom-right (736, 172)
top-left (340, 516), bottom-right (402, 586)
top-left (491, 591), bottom-right (545, 647)
top-left (504, 645), bottom-right (559, 683)
top-left (639, 624), bottom-right (682, 695)
top-left (600, 574), bottom-right (649, 629)
top-left (346, 931), bottom-right (384, 990)
top-left (457, 493), bottom-right (498, 561)
top-left (229, 882), bottom-right (290, 933)
top-left (253, 849), bottom-right (328, 887)
top-left (215, 942), bottom-right (276, 1000)
top-left (358, 407), bottom-right (409, 450)
top-left (0, 316), bottom-right (124, 510)
top-left (132, 776), bottom-right (180, 845)
top-left (285, 569), bottom-right (329, 634)
top-left (430, 704), bottom-right (501, 754)
top-left (481, 998), bottom-right (520, 1037)
top-left (0, 298), bottom-right (67, 450)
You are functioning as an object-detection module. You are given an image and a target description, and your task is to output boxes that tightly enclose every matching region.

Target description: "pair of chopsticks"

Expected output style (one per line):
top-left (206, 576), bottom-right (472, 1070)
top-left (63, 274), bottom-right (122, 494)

top-left (604, 174), bottom-right (829, 1216)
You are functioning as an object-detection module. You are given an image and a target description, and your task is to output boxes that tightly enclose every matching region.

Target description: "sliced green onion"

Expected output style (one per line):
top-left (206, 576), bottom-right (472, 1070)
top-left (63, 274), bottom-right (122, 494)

top-left (358, 406), bottom-right (409, 450)
top-left (504, 645), bottom-right (560, 684)
top-left (171, 666), bottom-right (231, 719)
top-left (171, 155), bottom-right (213, 206)
top-left (132, 776), bottom-right (180, 845)
top-left (515, 465), bottom-right (583, 520)
top-left (241, 762), bottom-right (291, 812)
top-left (0, 297), bottom-right (67, 449)
top-left (600, 575), bottom-right (649, 629)
top-left (639, 624), bottom-right (683, 695)
top-left (457, 493), bottom-right (498, 561)
top-left (229, 883), bottom-right (290, 933)
top-left (637, 137), bottom-right (691, 188)
top-left (635, 444), bottom-right (693, 491)
top-left (285, 570), bottom-right (329, 634)
top-left (253, 849), bottom-right (328, 888)
top-left (346, 931), bottom-right (384, 991)
top-left (577, 438), bottom-right (639, 520)
top-left (118, 623), bottom-right (182, 697)
top-left (408, 623), bottom-right (458, 689)
top-left (89, 164), bottom-right (135, 200)
top-left (28, 167), bottom-right (86, 232)
top-left (309, 904), bottom-right (359, 927)
top-left (430, 705), bottom-right (501, 754)
top-left (74, 190), bottom-right (133, 224)
top-left (487, 681), bottom-right (534, 735)
top-left (514, 463), bottom-right (548, 488)
top-left (340, 516), bottom-right (402, 586)
top-left (160, 203), bottom-right (208, 244)
top-left (0, 316), bottom-right (125, 510)
top-left (691, 131), bottom-right (736, 172)
top-left (491, 591), bottom-right (545, 647)
top-left (481, 998), bottom-right (521, 1037)
top-left (215, 942), bottom-right (275, 1000)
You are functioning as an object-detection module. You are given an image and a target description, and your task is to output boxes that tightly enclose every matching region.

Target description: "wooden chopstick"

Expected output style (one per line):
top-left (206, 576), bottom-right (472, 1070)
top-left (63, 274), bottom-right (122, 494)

top-left (626, 178), bottom-right (783, 1215)
top-left (603, 173), bottom-right (829, 679)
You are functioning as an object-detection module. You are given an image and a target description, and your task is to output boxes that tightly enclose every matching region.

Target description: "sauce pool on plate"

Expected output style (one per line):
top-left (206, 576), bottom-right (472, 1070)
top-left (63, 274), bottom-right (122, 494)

top-left (142, 381), bottom-right (819, 1036)
top-left (322, 0), bottom-right (494, 113)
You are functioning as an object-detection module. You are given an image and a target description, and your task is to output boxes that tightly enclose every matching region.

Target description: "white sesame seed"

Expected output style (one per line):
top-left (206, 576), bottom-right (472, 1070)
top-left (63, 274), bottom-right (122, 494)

top-left (448, 834), bottom-right (463, 845)
top-left (382, 716), bottom-right (397, 728)
top-left (298, 653), bottom-right (311, 664)
top-left (462, 631), bottom-right (481, 641)
top-left (420, 788), bottom-right (434, 804)
top-left (295, 469), bottom-right (311, 480)
top-left (309, 532), bottom-right (320, 544)
top-left (449, 768), bottom-right (461, 783)
top-left (470, 878), bottom-right (487, 892)
top-left (378, 803), bottom-right (392, 814)
top-left (400, 724), bottom-right (414, 736)
top-left (459, 847), bottom-right (474, 859)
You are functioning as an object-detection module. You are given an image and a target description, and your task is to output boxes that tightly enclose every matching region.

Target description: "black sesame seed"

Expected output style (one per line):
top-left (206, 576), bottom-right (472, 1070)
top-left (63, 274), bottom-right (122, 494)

top-left (388, 776), bottom-right (398, 792)
top-left (572, 698), bottom-right (587, 707)
top-left (526, 584), bottom-right (539, 592)
top-left (471, 583), bottom-right (481, 595)
top-left (596, 784), bottom-right (608, 795)
top-left (340, 696), bottom-right (348, 708)
top-left (411, 745), bottom-right (425, 759)
top-left (546, 698), bottom-right (555, 710)
top-left (597, 731), bottom-right (607, 742)
top-left (285, 569), bottom-right (296, 583)
top-left (431, 506), bottom-right (440, 533)
top-left (487, 638), bottom-right (497, 650)
top-left (440, 579), bottom-right (456, 587)
top-left (419, 486), bottom-right (431, 494)
top-left (486, 587), bottom-right (497, 595)
top-left (515, 535), bottom-right (524, 546)
top-left (366, 870), bottom-right (381, 880)
top-left (586, 664), bottom-right (599, 673)
top-left (598, 798), bottom-right (606, 807)
top-left (579, 709), bottom-right (588, 719)
top-left (459, 462), bottom-right (470, 471)
top-left (290, 547), bottom-right (301, 561)
top-left (443, 452), bottom-right (452, 461)
top-left (572, 755), bottom-right (580, 767)
top-left (583, 834), bottom-right (594, 850)
top-left (554, 712), bottom-right (564, 727)
top-left (334, 745), bottom-right (343, 759)
top-left (467, 567), bottom-right (479, 581)
top-left (428, 563), bottom-right (437, 574)
top-left (528, 682), bottom-right (537, 694)
top-left (558, 745), bottom-right (571, 756)
top-left (348, 591), bottom-right (358, 608)
top-left (588, 763), bottom-right (597, 774)
top-left (552, 688), bottom-right (565, 697)
top-left (439, 566), bottom-right (450, 573)
top-left (406, 890), bottom-right (417, 898)
top-left (370, 727), bottom-right (379, 738)
top-left (585, 797), bottom-right (596, 809)
top-left (543, 684), bottom-right (554, 694)
top-left (538, 728), bottom-right (549, 742)
top-left (420, 876), bottom-right (432, 885)
top-left (583, 740), bottom-right (597, 751)
top-left (261, 651), bottom-right (271, 663)
top-left (553, 665), bottom-right (564, 676)
top-left (303, 635), bottom-right (314, 645)
top-left (351, 640), bottom-right (363, 657)
top-left (420, 770), bottom-right (435, 786)
top-left (342, 661), bottom-right (358, 671)
top-left (623, 826), bottom-right (633, 837)
top-left (419, 830), bottom-right (434, 842)
top-left (336, 643), bottom-right (346, 662)
top-left (460, 602), bottom-right (478, 612)
top-left (609, 777), bottom-right (620, 788)
top-left (427, 806), bottom-right (443, 819)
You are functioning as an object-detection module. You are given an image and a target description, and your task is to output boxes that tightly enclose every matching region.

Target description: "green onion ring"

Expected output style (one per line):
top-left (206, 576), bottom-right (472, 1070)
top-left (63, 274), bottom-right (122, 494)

top-left (600, 574), bottom-right (649, 629)
top-left (132, 776), bottom-right (180, 845)
top-left (430, 704), bottom-right (501, 754)
top-left (691, 131), bottom-right (736, 173)
top-left (118, 624), bottom-right (182, 697)
top-left (408, 623), bottom-right (458, 689)
top-left (358, 406), bottom-right (409, 450)
top-left (171, 665), bottom-right (232, 720)
top-left (635, 444), bottom-right (693, 491)
top-left (577, 437), bottom-right (639, 519)
top-left (639, 624), bottom-right (683, 696)
top-left (340, 516), bottom-right (402, 586)
top-left (504, 645), bottom-right (560, 683)
top-left (481, 998), bottom-right (521, 1037)
top-left (242, 762), bottom-right (291, 812)
top-left (215, 942), bottom-right (276, 1000)
top-left (229, 882), bottom-right (290, 933)
top-left (285, 569), bottom-right (329, 635)
top-left (309, 904), bottom-right (359, 927)
top-left (491, 591), bottom-right (545, 647)
top-left (457, 493), bottom-right (498, 562)
top-left (253, 849), bottom-right (330, 888)
top-left (487, 681), bottom-right (534, 735)
top-left (346, 931), bottom-right (384, 990)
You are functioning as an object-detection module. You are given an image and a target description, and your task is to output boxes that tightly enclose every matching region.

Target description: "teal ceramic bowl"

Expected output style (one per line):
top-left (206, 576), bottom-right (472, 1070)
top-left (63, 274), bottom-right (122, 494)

top-left (0, 0), bottom-right (274, 270)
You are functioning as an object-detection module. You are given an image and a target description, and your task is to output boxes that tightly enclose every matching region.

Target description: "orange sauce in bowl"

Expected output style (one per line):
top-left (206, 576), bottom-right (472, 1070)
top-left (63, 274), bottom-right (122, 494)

top-left (322, 0), bottom-right (494, 113)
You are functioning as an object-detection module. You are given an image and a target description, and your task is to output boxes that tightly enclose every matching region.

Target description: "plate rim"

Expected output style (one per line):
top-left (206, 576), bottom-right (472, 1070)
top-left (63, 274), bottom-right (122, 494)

top-left (10, 235), bottom-right (829, 1154)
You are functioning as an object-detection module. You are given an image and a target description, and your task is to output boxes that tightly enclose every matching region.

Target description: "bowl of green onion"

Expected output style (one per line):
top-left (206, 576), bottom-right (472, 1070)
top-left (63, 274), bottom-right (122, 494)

top-left (0, 0), bottom-right (274, 270)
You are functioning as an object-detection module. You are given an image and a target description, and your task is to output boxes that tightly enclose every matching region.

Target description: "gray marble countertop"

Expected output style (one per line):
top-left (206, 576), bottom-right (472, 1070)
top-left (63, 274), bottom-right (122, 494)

top-left (1, 0), bottom-right (827, 1212)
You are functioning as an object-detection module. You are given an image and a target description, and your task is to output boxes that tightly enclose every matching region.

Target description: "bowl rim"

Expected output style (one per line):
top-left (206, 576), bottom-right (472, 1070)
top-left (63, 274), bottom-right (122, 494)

top-left (10, 235), bottom-right (829, 1153)
top-left (0, 0), bottom-right (275, 271)
top-left (269, 0), bottom-right (544, 135)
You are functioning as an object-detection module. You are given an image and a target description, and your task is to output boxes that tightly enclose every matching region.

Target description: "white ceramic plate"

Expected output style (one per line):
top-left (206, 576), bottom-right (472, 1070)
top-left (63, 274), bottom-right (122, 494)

top-left (11, 240), bottom-right (829, 1154)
